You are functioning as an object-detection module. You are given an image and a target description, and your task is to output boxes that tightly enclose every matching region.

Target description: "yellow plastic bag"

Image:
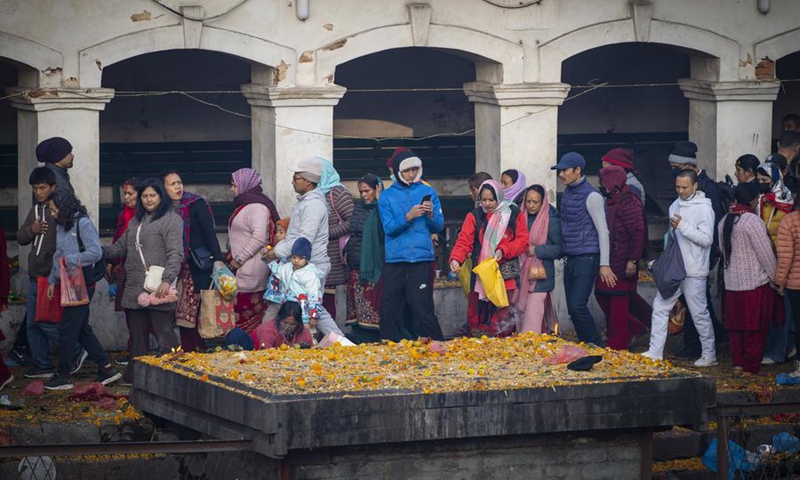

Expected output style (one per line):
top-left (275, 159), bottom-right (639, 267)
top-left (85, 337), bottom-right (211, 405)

top-left (472, 258), bottom-right (509, 308)
top-left (458, 257), bottom-right (472, 296)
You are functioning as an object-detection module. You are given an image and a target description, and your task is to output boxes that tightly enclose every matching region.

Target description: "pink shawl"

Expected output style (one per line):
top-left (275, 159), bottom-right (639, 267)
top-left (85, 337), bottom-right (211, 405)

top-left (475, 180), bottom-right (512, 300)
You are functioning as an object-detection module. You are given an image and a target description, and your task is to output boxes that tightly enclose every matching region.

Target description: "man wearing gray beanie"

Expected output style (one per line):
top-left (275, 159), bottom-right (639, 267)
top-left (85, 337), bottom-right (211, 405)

top-left (35, 137), bottom-right (75, 195)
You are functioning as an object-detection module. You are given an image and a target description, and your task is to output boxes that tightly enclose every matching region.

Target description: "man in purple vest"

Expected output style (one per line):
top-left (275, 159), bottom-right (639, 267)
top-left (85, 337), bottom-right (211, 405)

top-left (552, 152), bottom-right (615, 346)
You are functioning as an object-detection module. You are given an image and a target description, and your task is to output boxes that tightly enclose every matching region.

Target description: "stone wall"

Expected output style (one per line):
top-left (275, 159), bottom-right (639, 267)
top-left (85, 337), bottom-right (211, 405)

top-left (287, 432), bottom-right (643, 480)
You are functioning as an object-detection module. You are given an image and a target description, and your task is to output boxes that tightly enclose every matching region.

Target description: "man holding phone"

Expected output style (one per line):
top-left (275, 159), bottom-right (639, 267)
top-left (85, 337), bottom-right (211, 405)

top-left (378, 148), bottom-right (445, 341)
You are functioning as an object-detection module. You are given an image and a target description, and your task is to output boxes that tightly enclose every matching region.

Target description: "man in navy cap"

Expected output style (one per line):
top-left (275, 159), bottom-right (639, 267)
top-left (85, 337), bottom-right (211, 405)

top-left (552, 152), bottom-right (614, 346)
top-left (35, 137), bottom-right (75, 195)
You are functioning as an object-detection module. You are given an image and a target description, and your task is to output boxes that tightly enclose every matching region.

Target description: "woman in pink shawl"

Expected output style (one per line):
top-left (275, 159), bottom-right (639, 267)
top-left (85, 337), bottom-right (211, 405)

top-left (512, 185), bottom-right (562, 334)
top-left (449, 180), bottom-right (529, 336)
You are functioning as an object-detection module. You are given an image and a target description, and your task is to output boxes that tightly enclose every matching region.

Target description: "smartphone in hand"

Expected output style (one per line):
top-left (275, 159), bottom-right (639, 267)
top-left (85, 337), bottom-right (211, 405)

top-left (420, 194), bottom-right (432, 205)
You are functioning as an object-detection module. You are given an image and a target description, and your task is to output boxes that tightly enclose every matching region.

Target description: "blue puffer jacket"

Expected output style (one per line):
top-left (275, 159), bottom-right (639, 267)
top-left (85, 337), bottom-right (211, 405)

top-left (379, 182), bottom-right (444, 263)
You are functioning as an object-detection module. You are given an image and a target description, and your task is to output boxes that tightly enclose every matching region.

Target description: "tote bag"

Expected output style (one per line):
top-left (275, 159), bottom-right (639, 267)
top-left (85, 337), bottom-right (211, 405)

top-left (651, 230), bottom-right (686, 299)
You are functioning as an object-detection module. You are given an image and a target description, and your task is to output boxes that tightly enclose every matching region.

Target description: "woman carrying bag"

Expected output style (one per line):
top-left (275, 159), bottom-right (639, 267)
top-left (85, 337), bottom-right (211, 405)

top-left (227, 168), bottom-right (276, 335)
top-left (103, 178), bottom-right (183, 382)
top-left (449, 180), bottom-right (528, 336)
top-left (512, 185), bottom-right (562, 334)
top-left (162, 170), bottom-right (224, 352)
top-left (45, 190), bottom-right (121, 390)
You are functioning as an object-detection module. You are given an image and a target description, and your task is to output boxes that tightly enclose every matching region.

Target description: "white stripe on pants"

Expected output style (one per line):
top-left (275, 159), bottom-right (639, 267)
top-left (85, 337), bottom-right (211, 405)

top-left (649, 276), bottom-right (716, 359)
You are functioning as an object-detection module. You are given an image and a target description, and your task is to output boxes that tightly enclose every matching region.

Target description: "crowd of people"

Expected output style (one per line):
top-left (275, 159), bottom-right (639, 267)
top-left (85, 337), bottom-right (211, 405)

top-left (2, 114), bottom-right (800, 392)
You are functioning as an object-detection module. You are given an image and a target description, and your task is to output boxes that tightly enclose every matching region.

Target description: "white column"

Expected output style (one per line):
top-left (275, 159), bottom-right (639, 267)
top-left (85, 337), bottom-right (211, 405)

top-left (463, 82), bottom-right (570, 193)
top-left (241, 84), bottom-right (346, 217)
top-left (678, 79), bottom-right (780, 181)
top-left (9, 87), bottom-right (113, 225)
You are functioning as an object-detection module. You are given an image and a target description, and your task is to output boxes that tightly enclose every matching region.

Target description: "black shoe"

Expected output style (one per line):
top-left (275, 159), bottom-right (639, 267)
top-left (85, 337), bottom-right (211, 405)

top-left (44, 375), bottom-right (74, 391)
top-left (70, 349), bottom-right (89, 375)
top-left (673, 348), bottom-right (700, 361)
top-left (114, 354), bottom-right (130, 366)
top-left (10, 347), bottom-right (34, 367)
top-left (96, 365), bottom-right (122, 386)
top-left (23, 367), bottom-right (55, 379)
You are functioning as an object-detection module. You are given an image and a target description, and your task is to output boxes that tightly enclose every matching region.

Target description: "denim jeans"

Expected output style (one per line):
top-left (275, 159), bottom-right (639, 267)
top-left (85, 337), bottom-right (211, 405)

top-left (564, 254), bottom-right (603, 346)
top-left (763, 294), bottom-right (795, 362)
top-left (26, 277), bottom-right (81, 370)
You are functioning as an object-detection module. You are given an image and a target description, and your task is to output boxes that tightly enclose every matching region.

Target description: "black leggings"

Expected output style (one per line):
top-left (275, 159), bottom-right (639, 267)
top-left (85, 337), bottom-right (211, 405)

top-left (785, 290), bottom-right (800, 356)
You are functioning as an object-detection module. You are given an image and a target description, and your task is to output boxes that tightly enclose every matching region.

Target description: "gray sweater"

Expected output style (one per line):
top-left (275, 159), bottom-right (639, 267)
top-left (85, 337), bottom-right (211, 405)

top-left (273, 188), bottom-right (331, 278)
top-left (49, 216), bottom-right (102, 286)
top-left (103, 211), bottom-right (184, 311)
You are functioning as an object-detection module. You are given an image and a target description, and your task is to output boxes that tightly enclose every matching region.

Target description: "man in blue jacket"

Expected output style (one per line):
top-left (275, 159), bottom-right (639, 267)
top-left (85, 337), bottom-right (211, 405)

top-left (379, 148), bottom-right (445, 341)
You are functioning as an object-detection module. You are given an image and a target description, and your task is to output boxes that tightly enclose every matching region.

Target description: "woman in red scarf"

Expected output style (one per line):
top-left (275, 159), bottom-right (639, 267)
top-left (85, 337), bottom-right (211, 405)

top-left (108, 179), bottom-right (139, 364)
top-left (594, 166), bottom-right (647, 350)
top-left (513, 185), bottom-right (562, 334)
top-left (228, 168), bottom-right (277, 335)
top-left (162, 171), bottom-right (224, 352)
top-left (449, 180), bottom-right (528, 336)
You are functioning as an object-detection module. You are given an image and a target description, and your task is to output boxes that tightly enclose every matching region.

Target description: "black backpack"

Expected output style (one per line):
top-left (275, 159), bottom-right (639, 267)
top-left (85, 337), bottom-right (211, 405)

top-left (75, 217), bottom-right (106, 286)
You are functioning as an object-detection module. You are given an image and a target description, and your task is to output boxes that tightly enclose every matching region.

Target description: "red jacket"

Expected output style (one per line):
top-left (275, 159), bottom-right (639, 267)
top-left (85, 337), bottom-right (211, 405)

top-left (449, 207), bottom-right (529, 291)
top-left (599, 187), bottom-right (645, 294)
top-left (251, 319), bottom-right (314, 350)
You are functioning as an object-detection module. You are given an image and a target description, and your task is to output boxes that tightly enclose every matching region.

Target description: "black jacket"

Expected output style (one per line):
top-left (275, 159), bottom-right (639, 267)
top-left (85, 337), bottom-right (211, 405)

top-left (187, 199), bottom-right (223, 291)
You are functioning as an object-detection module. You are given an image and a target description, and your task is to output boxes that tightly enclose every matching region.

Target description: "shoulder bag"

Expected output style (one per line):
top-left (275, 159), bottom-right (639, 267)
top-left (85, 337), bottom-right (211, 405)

top-left (136, 223), bottom-right (165, 293)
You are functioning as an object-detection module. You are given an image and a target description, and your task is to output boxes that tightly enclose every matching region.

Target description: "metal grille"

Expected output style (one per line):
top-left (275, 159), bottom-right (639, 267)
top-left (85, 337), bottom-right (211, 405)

top-left (0, 440), bottom-right (267, 480)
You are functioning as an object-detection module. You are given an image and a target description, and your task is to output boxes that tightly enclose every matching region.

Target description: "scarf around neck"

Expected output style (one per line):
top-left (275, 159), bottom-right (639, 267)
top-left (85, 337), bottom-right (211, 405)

top-left (521, 186), bottom-right (550, 291)
top-left (359, 201), bottom-right (384, 285)
top-left (475, 180), bottom-right (513, 301)
top-left (177, 191), bottom-right (212, 257)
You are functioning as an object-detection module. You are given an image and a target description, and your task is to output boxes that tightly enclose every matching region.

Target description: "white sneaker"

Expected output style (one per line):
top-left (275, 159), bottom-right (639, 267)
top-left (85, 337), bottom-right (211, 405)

top-left (641, 350), bottom-right (663, 361)
top-left (789, 360), bottom-right (800, 379)
top-left (761, 356), bottom-right (776, 365)
top-left (694, 355), bottom-right (718, 367)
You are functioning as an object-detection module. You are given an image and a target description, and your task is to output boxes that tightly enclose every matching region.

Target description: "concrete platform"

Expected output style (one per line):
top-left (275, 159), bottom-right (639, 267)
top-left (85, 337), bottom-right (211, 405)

top-left (132, 359), bottom-right (715, 460)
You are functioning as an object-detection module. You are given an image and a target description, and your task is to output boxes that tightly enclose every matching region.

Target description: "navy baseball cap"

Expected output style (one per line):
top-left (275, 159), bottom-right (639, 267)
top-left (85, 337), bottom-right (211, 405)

top-left (551, 152), bottom-right (586, 170)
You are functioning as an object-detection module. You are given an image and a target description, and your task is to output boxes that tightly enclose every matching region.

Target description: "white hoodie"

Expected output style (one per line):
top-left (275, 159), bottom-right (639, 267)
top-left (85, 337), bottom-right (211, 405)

top-left (668, 190), bottom-right (715, 278)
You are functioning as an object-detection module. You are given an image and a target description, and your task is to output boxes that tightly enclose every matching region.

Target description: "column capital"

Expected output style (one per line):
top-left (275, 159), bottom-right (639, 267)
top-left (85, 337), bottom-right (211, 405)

top-left (678, 79), bottom-right (780, 102)
top-left (241, 84), bottom-right (347, 108)
top-left (463, 82), bottom-right (571, 107)
top-left (6, 87), bottom-right (114, 112)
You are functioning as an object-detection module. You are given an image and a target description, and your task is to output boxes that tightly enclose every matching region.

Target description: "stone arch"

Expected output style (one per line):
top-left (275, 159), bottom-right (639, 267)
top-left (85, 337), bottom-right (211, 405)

top-left (755, 27), bottom-right (800, 63)
top-left (0, 31), bottom-right (62, 87)
top-left (538, 18), bottom-right (740, 82)
top-left (314, 24), bottom-right (523, 85)
top-left (79, 25), bottom-right (295, 87)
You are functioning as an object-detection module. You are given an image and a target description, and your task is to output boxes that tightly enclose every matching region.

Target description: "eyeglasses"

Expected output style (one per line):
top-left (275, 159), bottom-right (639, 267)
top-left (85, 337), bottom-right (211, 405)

top-left (292, 175), bottom-right (306, 182)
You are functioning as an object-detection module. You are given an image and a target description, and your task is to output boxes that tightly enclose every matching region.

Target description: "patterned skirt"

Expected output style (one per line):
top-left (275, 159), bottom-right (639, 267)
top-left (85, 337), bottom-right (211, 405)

top-left (346, 270), bottom-right (381, 329)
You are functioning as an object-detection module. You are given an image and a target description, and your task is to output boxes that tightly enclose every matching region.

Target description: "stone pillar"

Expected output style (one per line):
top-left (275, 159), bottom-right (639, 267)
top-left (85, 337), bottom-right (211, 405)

top-left (678, 79), bottom-right (780, 181)
top-left (9, 87), bottom-right (114, 226)
top-left (241, 84), bottom-right (346, 217)
top-left (463, 82), bottom-right (570, 193)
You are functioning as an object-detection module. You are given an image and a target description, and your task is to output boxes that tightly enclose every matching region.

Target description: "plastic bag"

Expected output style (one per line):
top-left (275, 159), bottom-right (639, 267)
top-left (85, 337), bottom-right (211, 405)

top-left (318, 332), bottom-right (356, 348)
top-left (773, 432), bottom-right (800, 453)
top-left (458, 257), bottom-right (472, 296)
top-left (213, 263), bottom-right (238, 301)
top-left (21, 380), bottom-right (45, 396)
top-left (702, 438), bottom-right (759, 480)
top-left (60, 257), bottom-right (89, 307)
top-left (34, 277), bottom-right (62, 323)
top-left (472, 258), bottom-right (508, 308)
top-left (544, 345), bottom-right (589, 365)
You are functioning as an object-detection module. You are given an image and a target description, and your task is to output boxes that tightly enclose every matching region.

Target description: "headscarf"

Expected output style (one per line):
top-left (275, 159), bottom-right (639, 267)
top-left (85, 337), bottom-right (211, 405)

top-left (502, 169), bottom-right (527, 205)
top-left (758, 162), bottom-right (794, 210)
top-left (231, 168), bottom-right (280, 224)
top-left (318, 158), bottom-right (345, 194)
top-left (475, 180), bottom-right (512, 301)
top-left (519, 185), bottom-right (549, 290)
